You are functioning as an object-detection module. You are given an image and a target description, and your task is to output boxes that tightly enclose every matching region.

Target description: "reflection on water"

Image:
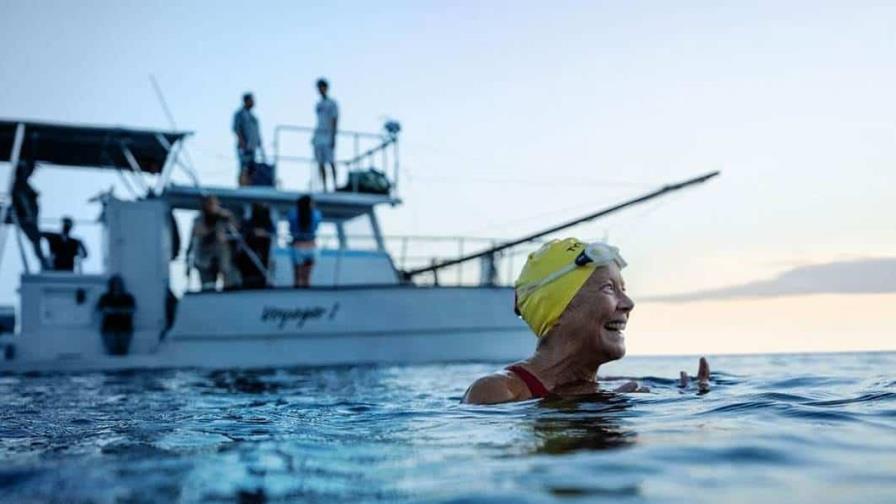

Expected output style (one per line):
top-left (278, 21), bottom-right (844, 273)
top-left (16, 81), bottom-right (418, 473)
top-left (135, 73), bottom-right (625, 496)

top-left (533, 394), bottom-right (636, 454)
top-left (1, 353), bottom-right (896, 503)
top-left (208, 369), bottom-right (285, 394)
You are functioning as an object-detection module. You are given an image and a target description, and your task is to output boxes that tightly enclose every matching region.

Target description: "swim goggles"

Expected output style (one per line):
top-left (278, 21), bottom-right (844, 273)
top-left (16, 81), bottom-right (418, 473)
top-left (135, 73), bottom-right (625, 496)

top-left (515, 241), bottom-right (627, 299)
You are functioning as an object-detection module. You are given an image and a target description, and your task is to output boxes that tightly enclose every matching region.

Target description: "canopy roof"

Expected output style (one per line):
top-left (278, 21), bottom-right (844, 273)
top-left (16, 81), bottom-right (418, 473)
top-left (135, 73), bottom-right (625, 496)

top-left (0, 119), bottom-right (191, 173)
top-left (162, 184), bottom-right (401, 221)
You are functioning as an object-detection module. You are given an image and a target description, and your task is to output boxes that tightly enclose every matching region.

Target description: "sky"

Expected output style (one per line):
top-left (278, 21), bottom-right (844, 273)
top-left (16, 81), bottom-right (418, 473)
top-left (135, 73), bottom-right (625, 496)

top-left (1, 0), bottom-right (894, 354)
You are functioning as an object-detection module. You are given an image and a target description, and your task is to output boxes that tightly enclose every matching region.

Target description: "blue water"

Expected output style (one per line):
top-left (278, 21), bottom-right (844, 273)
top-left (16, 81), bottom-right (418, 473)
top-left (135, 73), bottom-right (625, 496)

top-left (2, 352), bottom-right (895, 503)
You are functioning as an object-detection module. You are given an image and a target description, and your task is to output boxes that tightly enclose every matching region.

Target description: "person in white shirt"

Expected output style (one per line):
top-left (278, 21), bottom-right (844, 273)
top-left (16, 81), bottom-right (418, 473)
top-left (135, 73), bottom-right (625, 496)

top-left (312, 78), bottom-right (339, 191)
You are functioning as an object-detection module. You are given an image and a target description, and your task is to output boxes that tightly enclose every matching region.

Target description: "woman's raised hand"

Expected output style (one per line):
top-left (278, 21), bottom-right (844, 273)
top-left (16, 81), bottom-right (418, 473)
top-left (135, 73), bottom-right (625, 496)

top-left (679, 357), bottom-right (710, 393)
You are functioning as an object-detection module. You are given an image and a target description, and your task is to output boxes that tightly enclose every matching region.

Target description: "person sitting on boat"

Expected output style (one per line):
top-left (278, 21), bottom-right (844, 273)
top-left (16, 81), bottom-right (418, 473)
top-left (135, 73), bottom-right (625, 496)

top-left (186, 196), bottom-right (241, 291)
top-left (233, 92), bottom-right (262, 186)
top-left (312, 78), bottom-right (339, 192)
top-left (7, 159), bottom-right (49, 269)
top-left (235, 203), bottom-right (274, 289)
top-left (42, 216), bottom-right (87, 272)
top-left (96, 275), bottom-right (136, 356)
top-left (288, 195), bottom-right (322, 288)
top-left (462, 238), bottom-right (710, 404)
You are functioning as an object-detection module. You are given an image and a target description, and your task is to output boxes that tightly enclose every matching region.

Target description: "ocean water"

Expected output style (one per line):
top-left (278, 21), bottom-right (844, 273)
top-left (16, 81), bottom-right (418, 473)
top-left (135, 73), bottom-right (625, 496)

top-left (1, 352), bottom-right (895, 503)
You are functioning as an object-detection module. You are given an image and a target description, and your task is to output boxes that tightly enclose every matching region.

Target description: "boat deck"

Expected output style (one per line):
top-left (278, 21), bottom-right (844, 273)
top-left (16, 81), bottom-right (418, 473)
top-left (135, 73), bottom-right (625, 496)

top-left (162, 184), bottom-right (401, 220)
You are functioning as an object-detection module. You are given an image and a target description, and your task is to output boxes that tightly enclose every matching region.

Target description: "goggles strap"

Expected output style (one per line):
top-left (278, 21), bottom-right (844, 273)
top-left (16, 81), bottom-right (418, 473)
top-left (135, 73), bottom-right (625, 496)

top-left (516, 262), bottom-right (580, 299)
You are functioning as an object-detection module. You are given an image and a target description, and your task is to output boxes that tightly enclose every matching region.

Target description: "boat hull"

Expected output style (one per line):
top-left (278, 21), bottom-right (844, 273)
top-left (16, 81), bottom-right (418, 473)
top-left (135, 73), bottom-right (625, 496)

top-left (1, 286), bottom-right (535, 372)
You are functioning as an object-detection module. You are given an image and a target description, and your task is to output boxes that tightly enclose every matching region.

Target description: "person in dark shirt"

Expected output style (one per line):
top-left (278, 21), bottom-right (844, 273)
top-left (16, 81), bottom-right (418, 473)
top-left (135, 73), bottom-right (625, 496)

top-left (233, 92), bottom-right (262, 186)
top-left (236, 203), bottom-right (274, 289)
top-left (96, 275), bottom-right (136, 356)
top-left (42, 216), bottom-right (87, 272)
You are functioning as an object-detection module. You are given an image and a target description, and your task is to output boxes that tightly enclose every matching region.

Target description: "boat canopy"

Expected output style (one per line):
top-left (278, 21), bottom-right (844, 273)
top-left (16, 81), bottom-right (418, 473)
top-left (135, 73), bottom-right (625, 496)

top-left (0, 119), bottom-right (191, 173)
top-left (162, 184), bottom-right (401, 221)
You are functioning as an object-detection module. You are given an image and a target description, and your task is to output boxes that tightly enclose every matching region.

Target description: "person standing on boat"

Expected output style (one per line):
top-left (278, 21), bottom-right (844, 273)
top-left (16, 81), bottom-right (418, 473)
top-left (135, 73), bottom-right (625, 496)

top-left (7, 159), bottom-right (49, 269)
top-left (233, 92), bottom-right (262, 186)
top-left (462, 238), bottom-right (710, 404)
top-left (42, 216), bottom-right (88, 272)
top-left (312, 78), bottom-right (339, 191)
top-left (289, 195), bottom-right (322, 288)
top-left (186, 196), bottom-right (241, 290)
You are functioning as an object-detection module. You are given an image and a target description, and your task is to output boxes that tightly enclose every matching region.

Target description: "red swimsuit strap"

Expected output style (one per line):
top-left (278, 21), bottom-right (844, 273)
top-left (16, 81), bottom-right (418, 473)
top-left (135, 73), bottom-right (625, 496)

top-left (506, 365), bottom-right (550, 398)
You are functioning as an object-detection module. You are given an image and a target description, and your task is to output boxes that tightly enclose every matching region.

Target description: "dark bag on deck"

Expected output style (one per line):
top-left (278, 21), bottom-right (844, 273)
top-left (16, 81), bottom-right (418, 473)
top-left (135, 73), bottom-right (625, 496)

top-left (338, 168), bottom-right (391, 195)
top-left (248, 162), bottom-right (276, 186)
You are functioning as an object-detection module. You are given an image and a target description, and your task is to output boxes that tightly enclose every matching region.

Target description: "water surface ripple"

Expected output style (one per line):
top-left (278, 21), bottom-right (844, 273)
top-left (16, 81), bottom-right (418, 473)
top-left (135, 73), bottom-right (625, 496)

top-left (2, 352), bottom-right (895, 503)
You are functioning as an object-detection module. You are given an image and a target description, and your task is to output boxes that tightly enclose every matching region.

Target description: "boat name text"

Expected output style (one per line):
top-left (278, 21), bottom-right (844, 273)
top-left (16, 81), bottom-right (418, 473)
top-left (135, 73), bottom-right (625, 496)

top-left (261, 303), bottom-right (340, 329)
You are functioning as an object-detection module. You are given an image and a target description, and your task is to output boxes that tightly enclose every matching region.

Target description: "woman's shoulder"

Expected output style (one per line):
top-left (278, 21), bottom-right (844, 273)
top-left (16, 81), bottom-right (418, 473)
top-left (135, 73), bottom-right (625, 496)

top-left (462, 369), bottom-right (530, 405)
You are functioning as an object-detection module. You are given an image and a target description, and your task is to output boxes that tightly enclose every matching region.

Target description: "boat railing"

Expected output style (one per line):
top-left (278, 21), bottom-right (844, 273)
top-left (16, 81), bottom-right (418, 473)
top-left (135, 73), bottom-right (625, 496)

top-left (170, 231), bottom-right (546, 292)
top-left (29, 217), bottom-right (542, 290)
top-left (321, 233), bottom-right (548, 288)
top-left (272, 122), bottom-right (400, 195)
top-left (394, 235), bottom-right (547, 288)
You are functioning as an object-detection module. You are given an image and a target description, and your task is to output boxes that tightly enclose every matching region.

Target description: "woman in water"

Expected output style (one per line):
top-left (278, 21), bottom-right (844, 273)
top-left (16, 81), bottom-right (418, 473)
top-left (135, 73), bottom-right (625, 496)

top-left (463, 238), bottom-right (709, 404)
top-left (289, 195), bottom-right (323, 288)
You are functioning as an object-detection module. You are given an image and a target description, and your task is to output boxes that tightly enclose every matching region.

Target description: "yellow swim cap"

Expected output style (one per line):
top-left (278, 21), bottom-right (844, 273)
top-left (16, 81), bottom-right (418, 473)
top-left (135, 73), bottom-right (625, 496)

top-left (514, 238), bottom-right (626, 338)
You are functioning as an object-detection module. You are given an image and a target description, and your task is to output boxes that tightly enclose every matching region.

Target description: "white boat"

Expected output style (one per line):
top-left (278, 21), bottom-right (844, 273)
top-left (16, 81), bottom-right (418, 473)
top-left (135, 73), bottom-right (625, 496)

top-left (0, 119), bottom-right (539, 372)
top-left (0, 119), bottom-right (717, 372)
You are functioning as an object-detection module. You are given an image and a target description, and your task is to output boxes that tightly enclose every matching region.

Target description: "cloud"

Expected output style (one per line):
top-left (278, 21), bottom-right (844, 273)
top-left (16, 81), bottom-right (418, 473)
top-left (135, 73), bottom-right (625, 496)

top-left (641, 258), bottom-right (896, 303)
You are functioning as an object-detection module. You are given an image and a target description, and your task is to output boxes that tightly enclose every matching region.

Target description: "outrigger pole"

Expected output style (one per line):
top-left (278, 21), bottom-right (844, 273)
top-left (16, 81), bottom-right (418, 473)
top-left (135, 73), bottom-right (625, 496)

top-left (401, 170), bottom-right (720, 280)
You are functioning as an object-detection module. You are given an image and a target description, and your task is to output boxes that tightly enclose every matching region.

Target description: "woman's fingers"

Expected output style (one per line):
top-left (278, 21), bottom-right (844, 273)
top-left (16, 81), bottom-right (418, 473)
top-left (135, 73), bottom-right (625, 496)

top-left (679, 358), bottom-right (710, 392)
top-left (697, 357), bottom-right (710, 381)
top-left (697, 356), bottom-right (710, 393)
top-left (678, 371), bottom-right (689, 388)
top-left (614, 380), bottom-right (650, 393)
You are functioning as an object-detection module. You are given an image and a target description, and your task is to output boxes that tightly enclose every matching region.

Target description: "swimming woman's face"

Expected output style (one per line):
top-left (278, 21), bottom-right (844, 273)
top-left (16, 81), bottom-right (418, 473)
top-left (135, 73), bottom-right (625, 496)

top-left (562, 264), bottom-right (634, 362)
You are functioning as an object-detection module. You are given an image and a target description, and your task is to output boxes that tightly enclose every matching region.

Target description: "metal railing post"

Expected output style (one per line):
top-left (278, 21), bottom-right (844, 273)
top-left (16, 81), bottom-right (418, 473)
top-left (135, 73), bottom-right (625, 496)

top-left (457, 238), bottom-right (464, 285)
top-left (400, 236), bottom-right (408, 270)
top-left (273, 125), bottom-right (280, 166)
top-left (392, 138), bottom-right (400, 195)
top-left (153, 133), bottom-right (183, 194)
top-left (506, 246), bottom-right (515, 286)
top-left (119, 141), bottom-right (152, 195)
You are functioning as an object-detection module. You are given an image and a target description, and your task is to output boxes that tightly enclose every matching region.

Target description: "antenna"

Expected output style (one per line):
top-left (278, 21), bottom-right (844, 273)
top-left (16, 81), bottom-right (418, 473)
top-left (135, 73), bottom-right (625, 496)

top-left (148, 74), bottom-right (202, 188)
top-left (150, 74), bottom-right (178, 130)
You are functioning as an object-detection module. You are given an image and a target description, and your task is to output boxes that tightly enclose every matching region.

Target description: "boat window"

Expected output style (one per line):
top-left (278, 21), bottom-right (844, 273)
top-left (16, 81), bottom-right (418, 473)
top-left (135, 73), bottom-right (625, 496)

top-left (315, 222), bottom-right (339, 249)
top-left (341, 213), bottom-right (379, 251)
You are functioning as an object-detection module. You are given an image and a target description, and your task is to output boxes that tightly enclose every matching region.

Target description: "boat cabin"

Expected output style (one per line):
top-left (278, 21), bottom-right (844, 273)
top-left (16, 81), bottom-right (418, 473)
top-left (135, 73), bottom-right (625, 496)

top-left (0, 119), bottom-right (410, 362)
top-left (162, 184), bottom-right (401, 288)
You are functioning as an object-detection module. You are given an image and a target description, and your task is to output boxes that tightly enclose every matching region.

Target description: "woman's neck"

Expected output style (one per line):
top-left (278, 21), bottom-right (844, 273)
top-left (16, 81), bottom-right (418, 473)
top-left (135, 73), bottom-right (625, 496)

top-left (524, 333), bottom-right (604, 390)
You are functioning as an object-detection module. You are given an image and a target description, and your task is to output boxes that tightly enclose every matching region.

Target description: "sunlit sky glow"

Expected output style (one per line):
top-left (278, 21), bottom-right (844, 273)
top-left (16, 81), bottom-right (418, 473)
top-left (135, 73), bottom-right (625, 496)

top-left (1, 0), bottom-right (894, 354)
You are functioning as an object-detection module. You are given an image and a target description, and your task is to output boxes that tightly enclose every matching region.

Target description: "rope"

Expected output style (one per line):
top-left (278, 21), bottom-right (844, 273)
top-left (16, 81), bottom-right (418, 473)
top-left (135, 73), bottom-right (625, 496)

top-left (460, 197), bottom-right (616, 236)
top-left (407, 175), bottom-right (656, 188)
